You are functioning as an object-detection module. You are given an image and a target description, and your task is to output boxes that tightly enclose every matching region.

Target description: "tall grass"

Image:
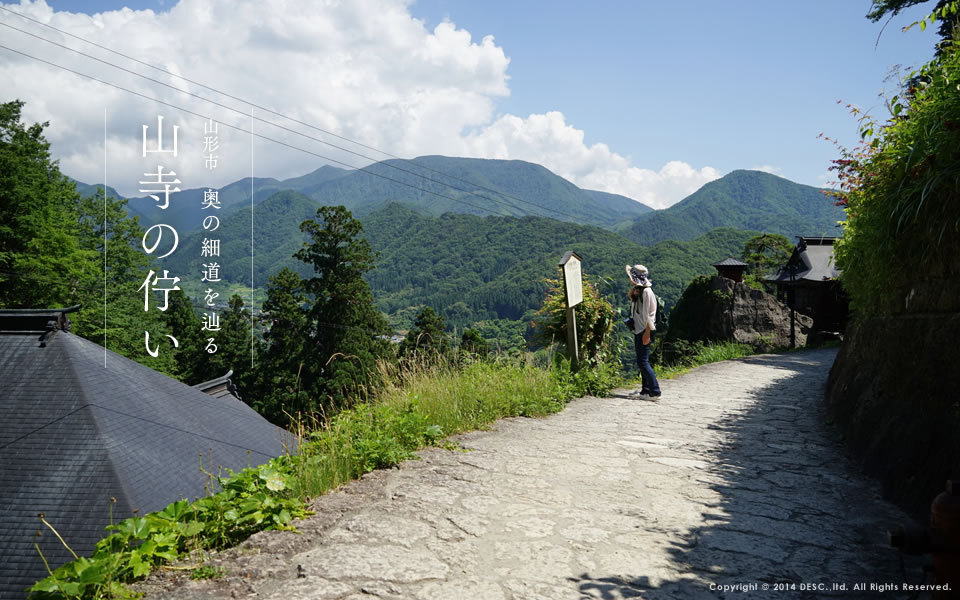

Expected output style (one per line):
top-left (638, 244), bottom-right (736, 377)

top-left (654, 341), bottom-right (754, 380)
top-left (379, 359), bottom-right (566, 431)
top-left (289, 356), bottom-right (567, 499)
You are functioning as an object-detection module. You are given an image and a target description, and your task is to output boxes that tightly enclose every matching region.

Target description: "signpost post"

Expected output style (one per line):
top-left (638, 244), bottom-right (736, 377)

top-left (558, 251), bottom-right (583, 367)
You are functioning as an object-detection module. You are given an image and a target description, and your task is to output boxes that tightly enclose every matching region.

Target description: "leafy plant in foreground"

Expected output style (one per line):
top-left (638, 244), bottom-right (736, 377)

top-left (28, 460), bottom-right (307, 599)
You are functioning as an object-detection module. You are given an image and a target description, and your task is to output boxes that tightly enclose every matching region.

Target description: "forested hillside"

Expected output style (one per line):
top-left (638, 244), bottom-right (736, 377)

top-left (162, 190), bottom-right (755, 334)
top-left (160, 189), bottom-right (319, 286)
top-left (364, 204), bottom-right (754, 330)
top-left (619, 170), bottom-right (843, 245)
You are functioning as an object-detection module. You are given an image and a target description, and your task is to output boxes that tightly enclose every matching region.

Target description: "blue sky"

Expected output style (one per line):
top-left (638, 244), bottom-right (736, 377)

top-left (6, 0), bottom-right (942, 207)
top-left (406, 1), bottom-right (937, 182)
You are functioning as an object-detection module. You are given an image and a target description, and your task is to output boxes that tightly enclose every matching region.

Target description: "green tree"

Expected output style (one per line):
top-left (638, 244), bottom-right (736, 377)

top-left (399, 306), bottom-right (449, 359)
top-left (295, 205), bottom-right (391, 410)
top-left (0, 101), bottom-right (179, 373)
top-left (830, 10), bottom-right (960, 315)
top-left (742, 233), bottom-right (793, 279)
top-left (867, 0), bottom-right (957, 56)
top-left (460, 328), bottom-right (490, 358)
top-left (164, 288), bottom-right (207, 382)
top-left (0, 100), bottom-right (93, 308)
top-left (71, 188), bottom-right (178, 375)
top-left (254, 267), bottom-right (310, 424)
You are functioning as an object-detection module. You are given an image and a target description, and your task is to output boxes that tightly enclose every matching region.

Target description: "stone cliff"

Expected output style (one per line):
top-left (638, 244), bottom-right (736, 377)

top-left (667, 276), bottom-right (813, 350)
top-left (825, 279), bottom-right (960, 516)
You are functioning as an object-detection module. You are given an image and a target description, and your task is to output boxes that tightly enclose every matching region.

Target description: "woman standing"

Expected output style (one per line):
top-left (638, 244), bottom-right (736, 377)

top-left (627, 264), bottom-right (662, 398)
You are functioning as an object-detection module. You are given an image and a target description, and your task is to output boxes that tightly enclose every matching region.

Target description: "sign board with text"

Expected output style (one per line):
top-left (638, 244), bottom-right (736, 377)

top-left (557, 251), bottom-right (582, 366)
top-left (558, 251), bottom-right (583, 307)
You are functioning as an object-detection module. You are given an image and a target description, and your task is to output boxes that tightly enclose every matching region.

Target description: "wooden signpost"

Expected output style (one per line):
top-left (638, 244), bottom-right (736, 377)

top-left (558, 251), bottom-right (583, 366)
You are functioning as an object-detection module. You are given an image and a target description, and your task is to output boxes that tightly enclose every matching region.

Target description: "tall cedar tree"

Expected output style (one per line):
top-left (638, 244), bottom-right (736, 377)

top-left (400, 306), bottom-right (449, 359)
top-left (295, 206), bottom-right (391, 411)
top-left (254, 267), bottom-right (310, 424)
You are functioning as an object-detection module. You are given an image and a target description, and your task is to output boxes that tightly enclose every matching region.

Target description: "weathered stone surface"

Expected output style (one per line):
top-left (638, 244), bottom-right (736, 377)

top-left (296, 544), bottom-right (449, 582)
top-left (671, 276), bottom-right (813, 349)
top-left (136, 349), bottom-right (924, 600)
top-left (826, 313), bottom-right (960, 516)
top-left (713, 276), bottom-right (813, 347)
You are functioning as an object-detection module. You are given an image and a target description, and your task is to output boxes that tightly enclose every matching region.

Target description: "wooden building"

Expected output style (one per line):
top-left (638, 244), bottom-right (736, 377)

top-left (713, 257), bottom-right (749, 283)
top-left (767, 237), bottom-right (849, 334)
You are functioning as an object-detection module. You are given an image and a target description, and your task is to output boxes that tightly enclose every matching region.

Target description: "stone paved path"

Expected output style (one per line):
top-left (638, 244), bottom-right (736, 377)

top-left (141, 349), bottom-right (927, 599)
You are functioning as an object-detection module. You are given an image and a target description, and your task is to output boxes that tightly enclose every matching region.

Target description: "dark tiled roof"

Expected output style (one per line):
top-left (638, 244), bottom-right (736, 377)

top-left (768, 237), bottom-right (840, 284)
top-left (193, 370), bottom-right (242, 400)
top-left (713, 257), bottom-right (748, 267)
top-left (0, 311), bottom-right (289, 599)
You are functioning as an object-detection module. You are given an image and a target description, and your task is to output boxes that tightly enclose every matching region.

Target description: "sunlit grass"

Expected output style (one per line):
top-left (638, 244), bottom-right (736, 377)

top-left (289, 355), bottom-right (567, 499)
top-left (645, 341), bottom-right (755, 381)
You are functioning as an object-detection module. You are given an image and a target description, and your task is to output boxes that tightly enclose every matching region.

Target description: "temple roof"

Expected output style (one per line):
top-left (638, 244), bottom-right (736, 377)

top-left (0, 307), bottom-right (288, 598)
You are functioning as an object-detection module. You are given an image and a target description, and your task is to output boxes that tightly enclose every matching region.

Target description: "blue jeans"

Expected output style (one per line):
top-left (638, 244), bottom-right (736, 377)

top-left (635, 331), bottom-right (661, 394)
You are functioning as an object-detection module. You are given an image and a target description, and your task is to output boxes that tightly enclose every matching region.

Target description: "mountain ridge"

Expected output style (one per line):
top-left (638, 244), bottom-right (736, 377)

top-left (620, 169), bottom-right (842, 245)
top-left (74, 156), bottom-right (655, 234)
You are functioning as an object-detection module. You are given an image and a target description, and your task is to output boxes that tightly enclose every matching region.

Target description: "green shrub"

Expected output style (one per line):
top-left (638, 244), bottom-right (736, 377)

top-left (829, 12), bottom-right (960, 316)
top-left (534, 277), bottom-right (619, 364)
top-left (533, 276), bottom-right (623, 395)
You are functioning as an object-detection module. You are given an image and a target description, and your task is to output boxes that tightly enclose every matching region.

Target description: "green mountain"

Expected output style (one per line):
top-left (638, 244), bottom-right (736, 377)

top-left (82, 166), bottom-right (349, 234)
top-left (119, 176), bottom-right (285, 233)
top-left (72, 180), bottom-right (123, 201)
top-left (363, 203), bottom-right (756, 330)
top-left (161, 193), bottom-right (754, 332)
top-left (304, 156), bottom-right (653, 228)
top-left (275, 164), bottom-right (350, 191)
top-left (159, 189), bottom-right (319, 287)
top-left (583, 189), bottom-right (654, 217)
top-left (328, 156), bottom-right (655, 225)
top-left (77, 157), bottom-right (653, 236)
top-left (620, 170), bottom-right (844, 245)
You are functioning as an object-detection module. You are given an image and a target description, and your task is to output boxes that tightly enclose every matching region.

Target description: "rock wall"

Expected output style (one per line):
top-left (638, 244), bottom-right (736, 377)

top-left (668, 276), bottom-right (812, 350)
top-left (826, 311), bottom-right (960, 517)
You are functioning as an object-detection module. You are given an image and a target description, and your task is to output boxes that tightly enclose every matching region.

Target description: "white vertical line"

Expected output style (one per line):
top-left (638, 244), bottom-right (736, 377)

top-left (250, 108), bottom-right (254, 369)
top-left (104, 108), bottom-right (107, 368)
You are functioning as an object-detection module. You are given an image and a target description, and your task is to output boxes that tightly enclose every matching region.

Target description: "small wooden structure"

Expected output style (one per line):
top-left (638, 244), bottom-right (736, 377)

top-left (713, 257), bottom-right (748, 283)
top-left (767, 237), bottom-right (849, 334)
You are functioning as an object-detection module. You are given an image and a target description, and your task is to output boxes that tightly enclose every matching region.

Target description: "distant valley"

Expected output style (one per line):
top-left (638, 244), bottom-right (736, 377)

top-left (75, 156), bottom-right (840, 338)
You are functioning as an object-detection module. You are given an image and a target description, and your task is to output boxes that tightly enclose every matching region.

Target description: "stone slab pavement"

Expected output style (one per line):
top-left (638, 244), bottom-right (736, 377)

top-left (139, 349), bottom-right (931, 599)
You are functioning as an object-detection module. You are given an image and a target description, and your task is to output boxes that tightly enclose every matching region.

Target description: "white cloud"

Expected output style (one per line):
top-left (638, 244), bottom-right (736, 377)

top-left (458, 112), bottom-right (722, 209)
top-left (751, 165), bottom-right (783, 176)
top-left (2, 0), bottom-right (716, 209)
